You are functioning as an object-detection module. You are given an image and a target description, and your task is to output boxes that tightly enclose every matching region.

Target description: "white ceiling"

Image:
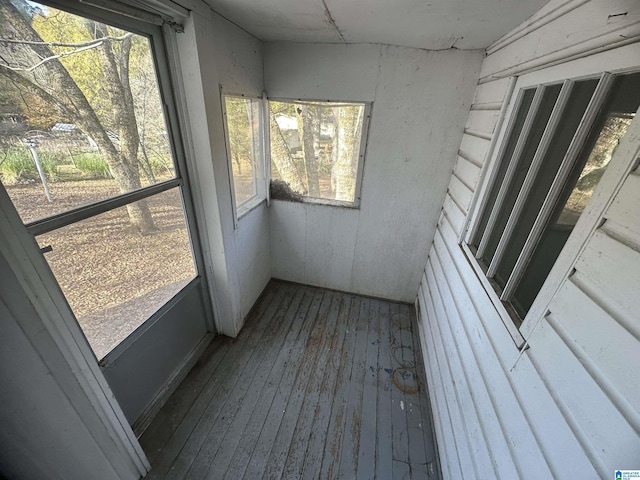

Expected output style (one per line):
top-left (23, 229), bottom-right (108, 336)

top-left (203, 0), bottom-right (550, 50)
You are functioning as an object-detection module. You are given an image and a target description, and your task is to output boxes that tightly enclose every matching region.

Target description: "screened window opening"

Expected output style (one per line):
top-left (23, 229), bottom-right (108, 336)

top-left (470, 71), bottom-right (640, 326)
top-left (0, 0), bottom-right (198, 359)
top-left (222, 95), bottom-right (263, 212)
top-left (268, 100), bottom-right (370, 205)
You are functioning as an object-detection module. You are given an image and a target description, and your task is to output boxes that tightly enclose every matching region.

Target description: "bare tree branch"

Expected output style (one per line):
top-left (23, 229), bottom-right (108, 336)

top-left (0, 32), bottom-right (133, 48)
top-left (2, 41), bottom-right (104, 72)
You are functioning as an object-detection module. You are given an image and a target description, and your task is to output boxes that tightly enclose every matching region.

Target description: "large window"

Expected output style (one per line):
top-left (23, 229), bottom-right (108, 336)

top-left (468, 71), bottom-right (639, 329)
top-left (268, 100), bottom-right (370, 206)
top-left (222, 94), bottom-right (264, 219)
top-left (0, 1), bottom-right (200, 359)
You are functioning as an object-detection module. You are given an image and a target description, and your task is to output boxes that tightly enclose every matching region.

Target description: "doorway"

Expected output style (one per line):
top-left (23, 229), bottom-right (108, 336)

top-left (0, 0), bottom-right (213, 425)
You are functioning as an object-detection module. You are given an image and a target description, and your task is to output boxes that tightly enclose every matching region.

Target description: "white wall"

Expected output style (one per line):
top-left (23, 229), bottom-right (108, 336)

top-left (266, 43), bottom-right (483, 301)
top-left (416, 0), bottom-right (640, 477)
top-left (177, 8), bottom-right (270, 336)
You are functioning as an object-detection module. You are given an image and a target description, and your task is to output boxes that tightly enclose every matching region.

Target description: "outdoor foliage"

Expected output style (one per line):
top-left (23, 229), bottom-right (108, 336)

top-left (224, 95), bottom-right (260, 204)
top-left (0, 0), bottom-right (174, 233)
top-left (269, 100), bottom-right (365, 203)
top-left (0, 146), bottom-right (57, 183)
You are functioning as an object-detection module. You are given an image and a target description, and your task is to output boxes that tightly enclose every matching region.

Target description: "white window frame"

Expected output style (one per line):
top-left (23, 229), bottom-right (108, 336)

top-left (221, 89), bottom-right (267, 227)
top-left (459, 45), bottom-right (640, 348)
top-left (266, 98), bottom-right (372, 209)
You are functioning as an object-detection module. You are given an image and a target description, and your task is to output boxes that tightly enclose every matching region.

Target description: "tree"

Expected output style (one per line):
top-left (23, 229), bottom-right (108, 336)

top-left (0, 0), bottom-right (156, 234)
top-left (297, 105), bottom-right (320, 197)
top-left (269, 106), bottom-right (307, 194)
top-left (332, 105), bottom-right (363, 201)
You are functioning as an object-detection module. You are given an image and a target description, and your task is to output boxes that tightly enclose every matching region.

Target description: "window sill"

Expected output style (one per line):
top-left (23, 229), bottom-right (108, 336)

top-left (236, 196), bottom-right (266, 221)
top-left (460, 242), bottom-right (527, 349)
top-left (269, 196), bottom-right (361, 209)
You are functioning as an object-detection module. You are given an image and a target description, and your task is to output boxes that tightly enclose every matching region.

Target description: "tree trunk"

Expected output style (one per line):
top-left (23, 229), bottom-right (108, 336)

top-left (298, 105), bottom-right (320, 197)
top-left (269, 108), bottom-right (306, 194)
top-left (92, 22), bottom-right (155, 234)
top-left (333, 106), bottom-right (362, 201)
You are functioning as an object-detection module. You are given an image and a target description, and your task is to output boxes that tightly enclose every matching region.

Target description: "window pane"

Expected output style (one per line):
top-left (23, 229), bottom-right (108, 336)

top-left (224, 96), bottom-right (261, 206)
top-left (0, 1), bottom-right (176, 225)
top-left (269, 100), bottom-right (365, 203)
top-left (479, 83), bottom-right (562, 268)
top-left (511, 72), bottom-right (640, 318)
top-left (493, 79), bottom-right (599, 289)
top-left (36, 188), bottom-right (196, 359)
top-left (472, 88), bottom-right (536, 246)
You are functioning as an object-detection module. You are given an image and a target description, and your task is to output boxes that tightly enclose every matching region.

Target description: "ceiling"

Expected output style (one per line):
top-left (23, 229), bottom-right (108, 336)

top-left (203, 0), bottom-right (550, 50)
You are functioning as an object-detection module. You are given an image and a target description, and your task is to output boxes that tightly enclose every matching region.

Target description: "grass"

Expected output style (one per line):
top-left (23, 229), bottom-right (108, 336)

top-left (0, 148), bottom-right (59, 184)
top-left (74, 153), bottom-right (112, 178)
top-left (0, 147), bottom-right (175, 184)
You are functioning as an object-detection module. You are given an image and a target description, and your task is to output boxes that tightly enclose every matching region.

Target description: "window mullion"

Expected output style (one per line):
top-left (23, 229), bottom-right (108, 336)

top-left (475, 85), bottom-right (546, 259)
top-left (500, 72), bottom-right (614, 301)
top-left (487, 80), bottom-right (574, 278)
top-left (25, 179), bottom-right (182, 236)
top-left (262, 93), bottom-right (271, 206)
top-left (465, 78), bottom-right (520, 244)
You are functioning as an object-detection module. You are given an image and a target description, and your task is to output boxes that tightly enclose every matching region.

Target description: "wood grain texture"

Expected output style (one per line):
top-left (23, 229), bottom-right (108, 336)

top-left (140, 280), bottom-right (440, 479)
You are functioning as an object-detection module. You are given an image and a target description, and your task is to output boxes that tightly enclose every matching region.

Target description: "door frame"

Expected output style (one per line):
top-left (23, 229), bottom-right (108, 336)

top-left (0, 0), bottom-right (219, 473)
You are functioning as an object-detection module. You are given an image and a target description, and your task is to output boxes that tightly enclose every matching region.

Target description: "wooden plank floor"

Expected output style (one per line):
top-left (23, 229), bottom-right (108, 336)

top-left (140, 280), bottom-right (441, 479)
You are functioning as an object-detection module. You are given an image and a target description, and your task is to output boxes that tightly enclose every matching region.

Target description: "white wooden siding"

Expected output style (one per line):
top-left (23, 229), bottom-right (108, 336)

top-left (417, 0), bottom-right (640, 476)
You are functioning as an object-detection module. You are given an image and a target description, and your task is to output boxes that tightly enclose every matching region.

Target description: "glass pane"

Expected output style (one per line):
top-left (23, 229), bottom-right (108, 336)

top-left (0, 1), bottom-right (176, 225)
top-left (224, 96), bottom-right (260, 206)
top-left (493, 79), bottom-right (599, 289)
top-left (269, 100), bottom-right (365, 203)
top-left (36, 188), bottom-right (196, 359)
top-left (479, 83), bottom-right (562, 268)
top-left (472, 88), bottom-right (536, 247)
top-left (511, 72), bottom-right (640, 318)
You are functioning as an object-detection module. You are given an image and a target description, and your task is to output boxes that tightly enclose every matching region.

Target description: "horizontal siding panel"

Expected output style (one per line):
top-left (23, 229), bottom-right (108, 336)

top-left (426, 255), bottom-right (516, 478)
top-left (423, 270), bottom-right (483, 478)
top-left (448, 175), bottom-right (473, 213)
top-left (548, 280), bottom-right (640, 429)
top-left (575, 229), bottom-right (640, 336)
top-left (480, 0), bottom-right (640, 80)
top-left (459, 134), bottom-right (491, 167)
top-left (418, 282), bottom-right (464, 479)
top-left (506, 351), bottom-right (597, 477)
top-left (422, 222), bottom-right (603, 477)
top-left (453, 157), bottom-right (482, 192)
top-left (416, 286), bottom-right (451, 480)
top-left (529, 319), bottom-right (640, 472)
top-left (442, 193), bottom-right (466, 237)
top-left (432, 222), bottom-right (553, 478)
top-left (472, 77), bottom-right (511, 105)
top-left (465, 110), bottom-right (500, 136)
top-left (605, 171), bottom-right (640, 244)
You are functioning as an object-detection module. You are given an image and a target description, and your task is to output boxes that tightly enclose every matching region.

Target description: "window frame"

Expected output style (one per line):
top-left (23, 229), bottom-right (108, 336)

top-left (266, 97), bottom-right (372, 209)
top-left (460, 55), bottom-right (640, 347)
top-left (221, 89), bottom-right (267, 226)
top-left (4, 0), bottom-right (215, 357)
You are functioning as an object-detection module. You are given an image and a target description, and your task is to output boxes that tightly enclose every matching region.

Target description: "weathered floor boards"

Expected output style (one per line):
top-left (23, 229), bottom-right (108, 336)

top-left (140, 280), bottom-right (441, 479)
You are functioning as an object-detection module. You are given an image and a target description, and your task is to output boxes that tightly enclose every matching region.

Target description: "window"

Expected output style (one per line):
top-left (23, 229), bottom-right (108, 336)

top-left (222, 94), bottom-right (265, 218)
top-left (0, 1), bottom-right (201, 359)
top-left (268, 100), bottom-right (370, 206)
top-left (468, 71), bottom-right (640, 329)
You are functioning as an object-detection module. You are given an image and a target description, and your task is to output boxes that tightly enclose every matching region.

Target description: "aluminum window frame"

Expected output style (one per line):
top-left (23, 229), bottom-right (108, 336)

top-left (266, 97), bottom-right (372, 209)
top-left (460, 58), bottom-right (640, 348)
top-left (5, 0), bottom-right (215, 348)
